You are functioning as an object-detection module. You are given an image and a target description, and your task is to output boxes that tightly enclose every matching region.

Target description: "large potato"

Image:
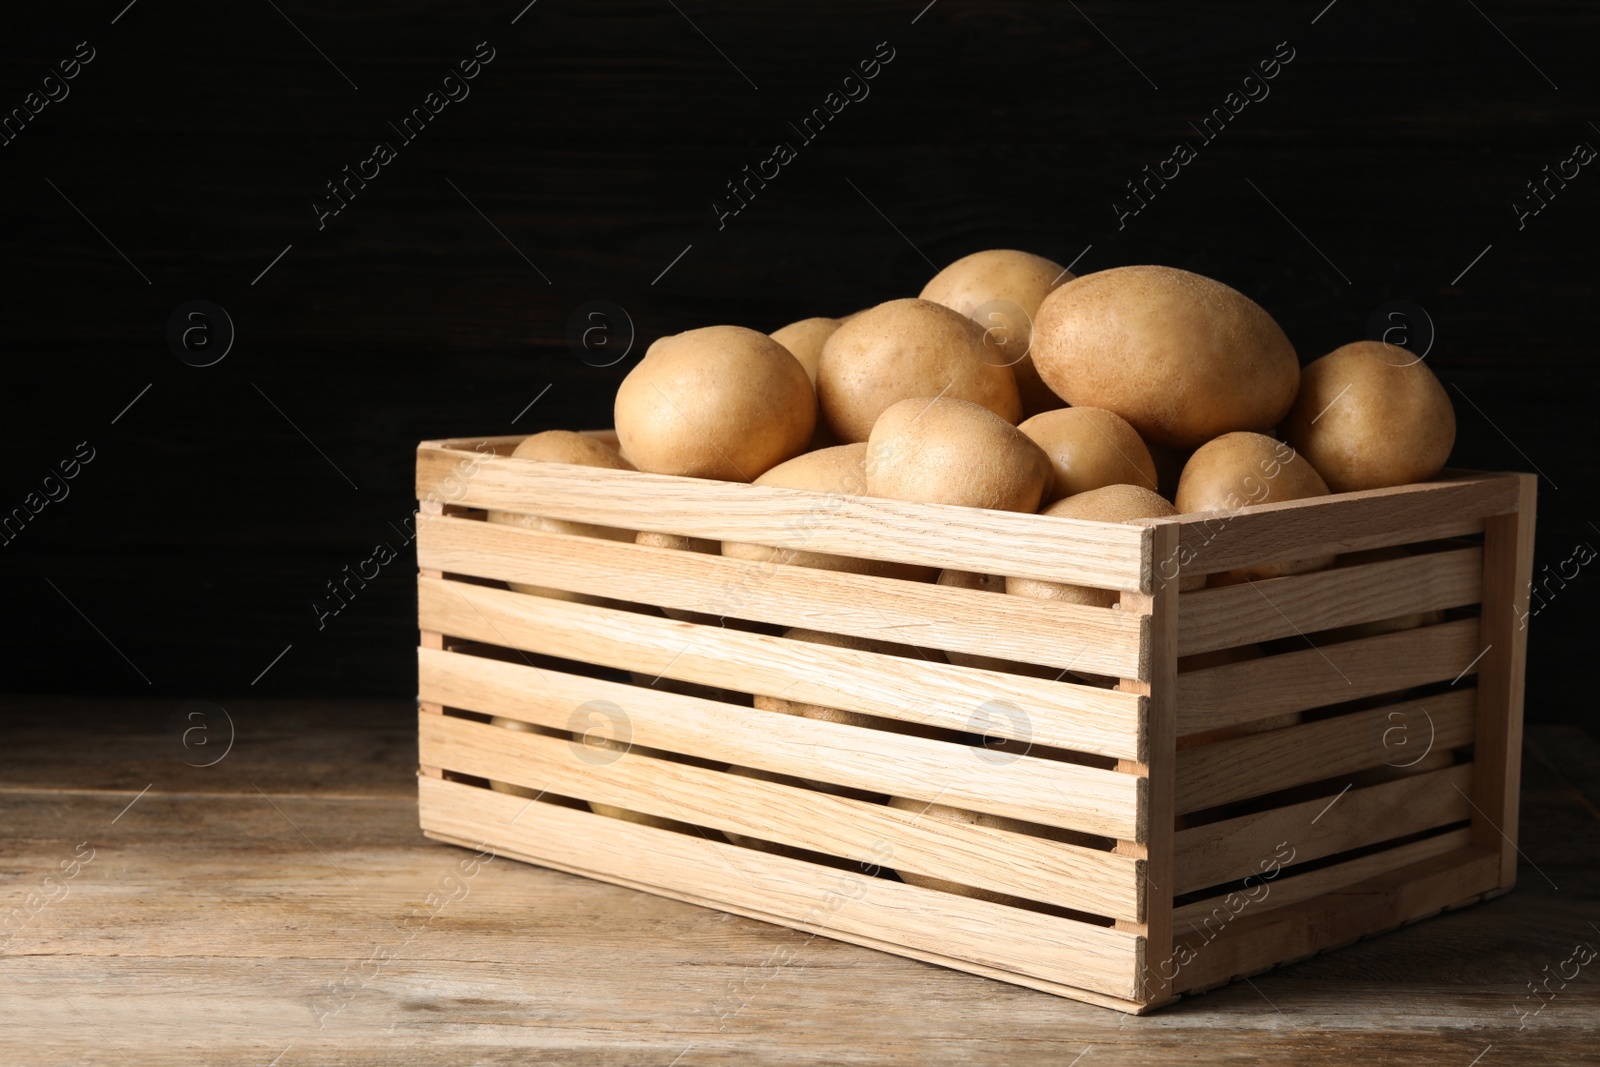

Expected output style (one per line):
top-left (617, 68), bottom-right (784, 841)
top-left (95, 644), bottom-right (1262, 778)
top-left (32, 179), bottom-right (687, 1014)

top-left (866, 397), bottom-right (1051, 512)
top-left (919, 249), bottom-right (1071, 416)
top-left (615, 325), bottom-right (814, 480)
top-left (817, 299), bottom-right (1022, 443)
top-left (1018, 407), bottom-right (1159, 503)
top-left (1280, 341), bottom-right (1456, 492)
top-left (722, 444), bottom-right (936, 582)
top-left (1030, 266), bottom-right (1299, 448)
top-left (1175, 432), bottom-right (1333, 584)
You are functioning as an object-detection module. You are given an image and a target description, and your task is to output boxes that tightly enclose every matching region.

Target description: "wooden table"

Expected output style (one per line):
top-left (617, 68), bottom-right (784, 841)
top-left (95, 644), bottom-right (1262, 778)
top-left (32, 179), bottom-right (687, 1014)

top-left (4, 696), bottom-right (1597, 1065)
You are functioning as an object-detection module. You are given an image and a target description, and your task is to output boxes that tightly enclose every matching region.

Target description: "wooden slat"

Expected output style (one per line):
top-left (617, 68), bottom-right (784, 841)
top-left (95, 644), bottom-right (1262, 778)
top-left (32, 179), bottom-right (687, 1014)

top-left (1173, 763), bottom-right (1473, 894)
top-left (417, 776), bottom-right (1145, 999)
top-left (417, 576), bottom-right (1148, 763)
top-left (418, 647), bottom-right (1147, 841)
top-left (1472, 473), bottom-right (1537, 888)
top-left (1171, 827), bottom-right (1472, 927)
top-left (1176, 546), bottom-right (1484, 657)
top-left (417, 512), bottom-right (1148, 679)
top-left (1169, 844), bottom-right (1500, 993)
top-left (1135, 471), bottom-right (1516, 580)
top-left (422, 826), bottom-right (1161, 1015)
top-left (416, 446), bottom-right (1152, 591)
top-left (420, 713), bottom-right (1143, 920)
top-left (1130, 525), bottom-right (1179, 1003)
top-left (1176, 617), bottom-right (1482, 737)
top-left (1176, 688), bottom-right (1478, 813)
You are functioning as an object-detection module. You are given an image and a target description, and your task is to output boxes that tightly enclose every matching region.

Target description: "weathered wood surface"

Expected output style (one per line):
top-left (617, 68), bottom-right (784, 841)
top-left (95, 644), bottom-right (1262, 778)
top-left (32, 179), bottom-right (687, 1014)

top-left (2, 696), bottom-right (1598, 1064)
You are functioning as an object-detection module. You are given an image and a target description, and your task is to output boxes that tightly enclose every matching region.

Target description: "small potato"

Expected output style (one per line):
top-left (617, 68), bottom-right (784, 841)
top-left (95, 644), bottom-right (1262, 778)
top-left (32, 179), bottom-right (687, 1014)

top-left (1006, 484), bottom-right (1178, 607)
top-left (1018, 407), bottom-right (1159, 503)
top-left (1280, 340), bottom-right (1457, 492)
top-left (487, 431), bottom-right (636, 600)
top-left (866, 397), bottom-right (1051, 513)
top-left (1175, 432), bottom-right (1333, 584)
top-left (817, 299), bottom-right (1022, 442)
top-left (723, 444), bottom-right (935, 582)
top-left (615, 325), bottom-right (814, 481)
top-left (919, 249), bottom-right (1072, 416)
top-left (1030, 266), bottom-right (1299, 448)
top-left (769, 316), bottom-right (840, 385)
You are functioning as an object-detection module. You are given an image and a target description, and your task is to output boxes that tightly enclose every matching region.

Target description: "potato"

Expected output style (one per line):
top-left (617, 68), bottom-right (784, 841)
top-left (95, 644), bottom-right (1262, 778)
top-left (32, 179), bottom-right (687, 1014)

top-left (1018, 407), bottom-right (1159, 503)
top-left (487, 431), bottom-right (636, 600)
top-left (615, 325), bottom-right (814, 480)
top-left (1174, 432), bottom-right (1333, 584)
top-left (769, 316), bottom-right (840, 385)
top-left (817, 299), bottom-right (1022, 442)
top-left (866, 397), bottom-right (1051, 512)
top-left (1030, 266), bottom-right (1299, 448)
top-left (636, 531), bottom-right (722, 623)
top-left (919, 249), bottom-right (1071, 416)
top-left (886, 797), bottom-right (1100, 902)
top-left (936, 570), bottom-right (1061, 677)
top-left (485, 715), bottom-right (564, 798)
top-left (722, 444), bottom-right (933, 582)
top-left (1280, 340), bottom-right (1456, 492)
top-left (1007, 484), bottom-right (1179, 607)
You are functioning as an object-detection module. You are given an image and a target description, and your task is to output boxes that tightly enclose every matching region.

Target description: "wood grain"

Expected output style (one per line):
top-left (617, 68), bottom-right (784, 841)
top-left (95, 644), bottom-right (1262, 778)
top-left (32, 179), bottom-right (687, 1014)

top-left (1176, 546), bottom-right (1484, 658)
top-left (416, 447), bottom-right (1153, 590)
top-left (417, 575), bottom-right (1150, 761)
top-left (419, 711), bottom-right (1144, 919)
top-left (418, 648), bottom-right (1143, 840)
top-left (417, 511), bottom-right (1148, 678)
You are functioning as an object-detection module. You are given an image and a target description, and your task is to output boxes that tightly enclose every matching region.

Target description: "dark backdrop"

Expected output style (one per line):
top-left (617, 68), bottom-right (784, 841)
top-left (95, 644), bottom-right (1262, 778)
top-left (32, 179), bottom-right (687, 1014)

top-left (1, 2), bottom-right (1594, 726)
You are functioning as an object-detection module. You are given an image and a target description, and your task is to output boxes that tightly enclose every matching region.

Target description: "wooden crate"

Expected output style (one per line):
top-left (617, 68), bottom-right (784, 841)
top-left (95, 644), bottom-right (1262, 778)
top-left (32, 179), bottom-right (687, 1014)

top-left (413, 432), bottom-right (1536, 1013)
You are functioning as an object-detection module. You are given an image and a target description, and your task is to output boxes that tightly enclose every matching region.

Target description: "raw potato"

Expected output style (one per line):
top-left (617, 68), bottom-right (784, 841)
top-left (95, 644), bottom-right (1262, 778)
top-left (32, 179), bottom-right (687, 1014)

top-left (885, 797), bottom-right (1100, 902)
top-left (584, 736), bottom-right (698, 832)
top-left (1279, 340), bottom-right (1457, 492)
top-left (1030, 265), bottom-right (1300, 448)
top-left (1007, 485), bottom-right (1178, 608)
top-left (1175, 432), bottom-right (1333, 584)
top-left (1018, 407), bottom-right (1159, 503)
top-left (817, 299), bottom-right (1023, 442)
top-left (769, 316), bottom-right (840, 385)
top-left (723, 444), bottom-right (936, 582)
top-left (615, 325), bottom-right (815, 480)
top-left (487, 431), bottom-right (636, 601)
top-left (919, 249), bottom-right (1072, 416)
top-left (866, 397), bottom-right (1052, 513)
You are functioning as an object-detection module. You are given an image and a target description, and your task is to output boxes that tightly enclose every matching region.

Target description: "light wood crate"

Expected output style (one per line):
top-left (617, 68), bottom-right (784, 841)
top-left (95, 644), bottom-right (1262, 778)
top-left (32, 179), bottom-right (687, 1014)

top-left (413, 432), bottom-right (1536, 1013)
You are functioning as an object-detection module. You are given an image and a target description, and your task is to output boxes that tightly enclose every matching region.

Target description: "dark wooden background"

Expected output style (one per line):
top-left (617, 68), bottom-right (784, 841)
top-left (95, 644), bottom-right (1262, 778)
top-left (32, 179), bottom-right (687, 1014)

top-left (1, 1), bottom-right (1594, 726)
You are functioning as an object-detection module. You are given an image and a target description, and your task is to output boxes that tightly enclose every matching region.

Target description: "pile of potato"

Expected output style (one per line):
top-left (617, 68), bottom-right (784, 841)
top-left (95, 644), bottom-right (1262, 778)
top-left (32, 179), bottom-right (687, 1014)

top-left (486, 250), bottom-right (1460, 873)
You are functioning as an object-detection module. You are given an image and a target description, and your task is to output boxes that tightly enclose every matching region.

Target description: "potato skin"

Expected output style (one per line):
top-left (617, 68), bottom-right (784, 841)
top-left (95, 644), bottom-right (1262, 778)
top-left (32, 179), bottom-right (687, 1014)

top-left (769, 316), bottom-right (840, 385)
top-left (865, 397), bottom-right (1051, 513)
top-left (1030, 265), bottom-right (1299, 448)
top-left (1175, 431), bottom-right (1333, 583)
top-left (1280, 341), bottom-right (1456, 492)
top-left (919, 249), bottom-right (1072, 416)
top-left (615, 325), bottom-right (815, 481)
top-left (817, 298), bottom-right (1022, 443)
top-left (1018, 407), bottom-right (1159, 503)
